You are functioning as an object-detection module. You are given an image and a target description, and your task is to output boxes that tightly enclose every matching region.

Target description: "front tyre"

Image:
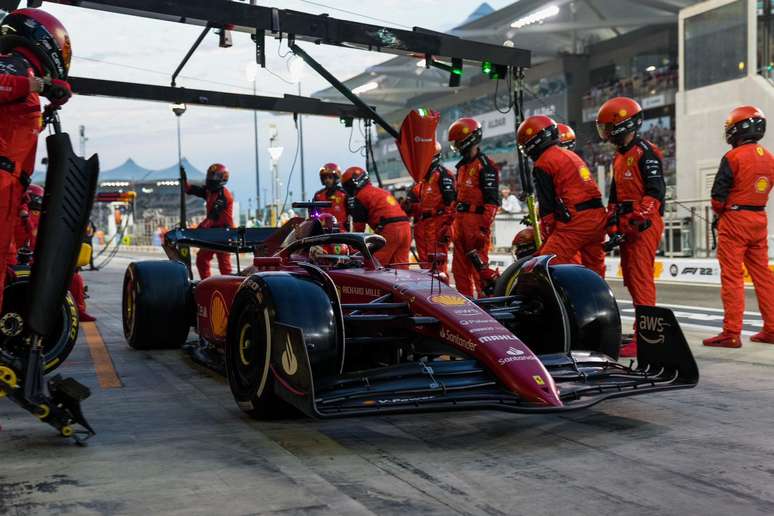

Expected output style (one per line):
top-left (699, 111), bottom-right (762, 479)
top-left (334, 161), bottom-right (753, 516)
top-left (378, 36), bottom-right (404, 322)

top-left (225, 291), bottom-right (284, 419)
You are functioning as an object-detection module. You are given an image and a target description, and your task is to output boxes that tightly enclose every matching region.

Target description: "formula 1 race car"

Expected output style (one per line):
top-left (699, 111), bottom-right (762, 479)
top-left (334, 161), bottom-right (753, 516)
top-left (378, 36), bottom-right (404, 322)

top-left (122, 203), bottom-right (698, 418)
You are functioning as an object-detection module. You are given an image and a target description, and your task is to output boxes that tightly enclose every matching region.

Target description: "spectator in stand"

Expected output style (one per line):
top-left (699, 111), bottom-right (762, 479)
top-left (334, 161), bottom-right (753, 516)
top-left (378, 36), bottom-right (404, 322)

top-left (500, 186), bottom-right (522, 214)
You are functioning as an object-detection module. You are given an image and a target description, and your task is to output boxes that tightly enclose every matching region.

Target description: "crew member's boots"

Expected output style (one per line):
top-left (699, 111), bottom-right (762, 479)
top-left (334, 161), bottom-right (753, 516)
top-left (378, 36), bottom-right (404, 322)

top-left (619, 338), bottom-right (637, 358)
top-left (750, 331), bottom-right (774, 344)
top-left (70, 272), bottom-right (96, 322)
top-left (703, 331), bottom-right (741, 348)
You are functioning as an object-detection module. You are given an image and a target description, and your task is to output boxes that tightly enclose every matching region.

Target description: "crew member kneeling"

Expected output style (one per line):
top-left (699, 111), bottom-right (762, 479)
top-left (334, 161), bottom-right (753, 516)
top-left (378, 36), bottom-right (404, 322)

top-left (341, 166), bottom-right (411, 268)
top-left (517, 115), bottom-right (606, 276)
top-left (447, 117), bottom-right (500, 297)
top-left (597, 97), bottom-right (666, 357)
top-left (183, 163), bottom-right (234, 279)
top-left (704, 106), bottom-right (774, 348)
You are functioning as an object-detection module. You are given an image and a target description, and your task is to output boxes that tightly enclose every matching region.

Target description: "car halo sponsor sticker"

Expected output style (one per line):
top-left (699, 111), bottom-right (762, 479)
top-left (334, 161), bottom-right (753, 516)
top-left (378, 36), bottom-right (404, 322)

top-left (497, 346), bottom-right (535, 365)
top-left (439, 326), bottom-right (476, 351)
top-left (428, 294), bottom-right (469, 306)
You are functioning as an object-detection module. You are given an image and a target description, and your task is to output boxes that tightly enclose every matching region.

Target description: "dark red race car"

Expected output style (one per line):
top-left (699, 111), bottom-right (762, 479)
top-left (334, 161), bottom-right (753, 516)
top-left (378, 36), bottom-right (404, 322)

top-left (122, 203), bottom-right (698, 419)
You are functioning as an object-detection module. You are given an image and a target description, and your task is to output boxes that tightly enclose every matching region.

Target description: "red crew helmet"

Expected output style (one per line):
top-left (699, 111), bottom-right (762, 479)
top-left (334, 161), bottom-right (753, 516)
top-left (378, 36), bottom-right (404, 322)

top-left (0, 8), bottom-right (71, 79)
top-left (341, 166), bottom-right (369, 195)
top-left (724, 105), bottom-right (766, 145)
top-left (596, 97), bottom-right (642, 145)
top-left (516, 115), bottom-right (559, 159)
top-left (319, 162), bottom-right (341, 184)
top-left (448, 117), bottom-right (482, 154)
top-left (557, 123), bottom-right (576, 150)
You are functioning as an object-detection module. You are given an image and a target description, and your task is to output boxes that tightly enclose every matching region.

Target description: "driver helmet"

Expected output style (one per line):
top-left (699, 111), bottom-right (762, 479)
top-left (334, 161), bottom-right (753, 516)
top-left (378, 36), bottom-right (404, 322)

top-left (0, 8), bottom-right (71, 79)
top-left (512, 227), bottom-right (537, 259)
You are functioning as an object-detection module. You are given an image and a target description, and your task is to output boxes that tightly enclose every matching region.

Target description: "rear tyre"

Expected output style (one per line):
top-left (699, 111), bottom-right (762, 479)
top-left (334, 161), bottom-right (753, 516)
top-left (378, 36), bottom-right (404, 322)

top-left (122, 261), bottom-right (191, 350)
top-left (225, 291), bottom-right (284, 419)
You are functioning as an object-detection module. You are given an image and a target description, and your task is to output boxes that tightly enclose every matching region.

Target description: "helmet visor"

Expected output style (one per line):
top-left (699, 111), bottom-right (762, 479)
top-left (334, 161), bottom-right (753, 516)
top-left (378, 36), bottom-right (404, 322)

top-left (596, 122), bottom-right (614, 142)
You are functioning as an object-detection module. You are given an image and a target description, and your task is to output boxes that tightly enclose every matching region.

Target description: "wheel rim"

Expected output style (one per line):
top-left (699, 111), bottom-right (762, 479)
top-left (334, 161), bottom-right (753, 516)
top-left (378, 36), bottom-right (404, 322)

top-left (239, 323), bottom-right (252, 366)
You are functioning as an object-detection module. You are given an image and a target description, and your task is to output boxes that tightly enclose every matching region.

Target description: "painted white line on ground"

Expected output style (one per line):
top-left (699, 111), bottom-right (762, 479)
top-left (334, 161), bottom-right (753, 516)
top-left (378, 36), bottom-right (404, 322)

top-left (618, 299), bottom-right (761, 317)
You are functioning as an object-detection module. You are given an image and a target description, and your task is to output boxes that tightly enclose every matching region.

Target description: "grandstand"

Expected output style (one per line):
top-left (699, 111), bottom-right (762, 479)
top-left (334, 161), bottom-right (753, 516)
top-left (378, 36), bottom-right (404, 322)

top-left (316, 0), bottom-right (773, 257)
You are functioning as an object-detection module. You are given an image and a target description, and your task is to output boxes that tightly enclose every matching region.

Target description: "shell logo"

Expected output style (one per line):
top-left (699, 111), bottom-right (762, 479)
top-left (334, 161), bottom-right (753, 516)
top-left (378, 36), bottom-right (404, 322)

top-left (386, 195), bottom-right (397, 206)
top-left (525, 127), bottom-right (534, 136)
top-left (209, 291), bottom-right (229, 337)
top-left (755, 176), bottom-right (770, 193)
top-left (579, 166), bottom-right (592, 182)
top-left (618, 109), bottom-right (628, 118)
top-left (757, 146), bottom-right (765, 157)
top-left (462, 126), bottom-right (470, 135)
top-left (428, 294), bottom-right (469, 306)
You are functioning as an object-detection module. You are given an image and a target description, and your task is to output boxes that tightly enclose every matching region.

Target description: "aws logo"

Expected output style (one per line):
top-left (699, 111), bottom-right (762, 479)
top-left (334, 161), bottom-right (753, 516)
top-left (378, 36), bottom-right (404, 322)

top-left (755, 176), bottom-right (770, 193)
top-left (209, 291), bottom-right (229, 337)
top-left (638, 315), bottom-right (670, 344)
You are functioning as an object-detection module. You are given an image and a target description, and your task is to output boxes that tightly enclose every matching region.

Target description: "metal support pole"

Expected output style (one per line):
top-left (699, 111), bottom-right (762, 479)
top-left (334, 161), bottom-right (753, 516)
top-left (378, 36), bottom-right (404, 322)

top-left (175, 115), bottom-right (186, 228)
top-left (171, 24), bottom-right (211, 87)
top-left (253, 81), bottom-right (260, 218)
top-left (298, 82), bottom-right (307, 202)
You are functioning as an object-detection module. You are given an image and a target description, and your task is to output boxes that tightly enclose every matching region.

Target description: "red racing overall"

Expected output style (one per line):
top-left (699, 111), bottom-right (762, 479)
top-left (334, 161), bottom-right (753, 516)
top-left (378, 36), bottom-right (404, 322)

top-left (350, 184), bottom-right (411, 268)
top-left (452, 152), bottom-right (499, 297)
top-left (186, 183), bottom-right (235, 278)
top-left (414, 164), bottom-right (455, 273)
top-left (533, 145), bottom-right (606, 276)
top-left (312, 186), bottom-right (348, 228)
top-left (0, 51), bottom-right (41, 308)
top-left (711, 143), bottom-right (774, 335)
top-left (609, 138), bottom-right (666, 306)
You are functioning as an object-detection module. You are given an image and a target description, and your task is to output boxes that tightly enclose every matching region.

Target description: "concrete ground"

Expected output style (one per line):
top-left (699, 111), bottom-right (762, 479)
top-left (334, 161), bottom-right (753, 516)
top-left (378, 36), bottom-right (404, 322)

top-left (2, 253), bottom-right (774, 516)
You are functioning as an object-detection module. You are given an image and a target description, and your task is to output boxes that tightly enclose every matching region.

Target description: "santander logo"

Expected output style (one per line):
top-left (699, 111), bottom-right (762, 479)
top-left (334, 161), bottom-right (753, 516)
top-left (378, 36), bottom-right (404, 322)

top-left (497, 345), bottom-right (534, 365)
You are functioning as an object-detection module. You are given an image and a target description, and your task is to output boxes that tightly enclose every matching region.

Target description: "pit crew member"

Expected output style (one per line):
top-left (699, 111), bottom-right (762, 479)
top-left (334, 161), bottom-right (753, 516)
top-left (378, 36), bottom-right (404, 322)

top-left (447, 117), bottom-right (500, 297)
top-left (412, 142), bottom-right (455, 273)
top-left (704, 106), bottom-right (774, 348)
top-left (312, 162), bottom-right (348, 228)
top-left (596, 96), bottom-right (666, 357)
top-left (341, 166), bottom-right (411, 269)
top-left (517, 115), bottom-right (606, 277)
top-left (183, 163), bottom-right (234, 279)
top-left (0, 8), bottom-right (72, 308)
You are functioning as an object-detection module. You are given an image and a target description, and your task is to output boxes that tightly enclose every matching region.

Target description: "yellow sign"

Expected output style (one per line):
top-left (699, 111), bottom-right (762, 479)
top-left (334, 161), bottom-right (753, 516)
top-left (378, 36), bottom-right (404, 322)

top-left (755, 176), bottom-right (769, 193)
top-left (653, 261), bottom-right (664, 279)
top-left (428, 294), bottom-right (469, 306)
top-left (209, 291), bottom-right (229, 338)
top-left (533, 375), bottom-right (545, 385)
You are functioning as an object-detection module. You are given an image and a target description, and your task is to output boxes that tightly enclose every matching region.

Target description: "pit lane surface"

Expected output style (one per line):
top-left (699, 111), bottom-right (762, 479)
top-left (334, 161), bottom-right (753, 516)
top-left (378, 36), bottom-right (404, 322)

top-left (2, 254), bottom-right (774, 516)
